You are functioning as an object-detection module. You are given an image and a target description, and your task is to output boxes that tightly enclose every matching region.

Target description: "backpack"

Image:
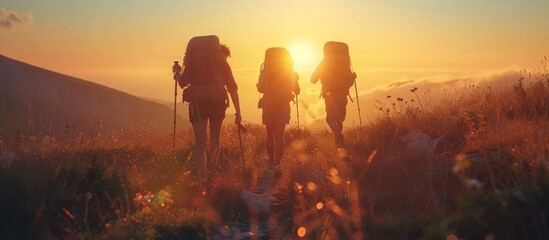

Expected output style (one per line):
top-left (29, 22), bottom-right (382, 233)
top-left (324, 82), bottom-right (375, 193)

top-left (259, 47), bottom-right (297, 106)
top-left (319, 41), bottom-right (356, 96)
top-left (181, 35), bottom-right (228, 103)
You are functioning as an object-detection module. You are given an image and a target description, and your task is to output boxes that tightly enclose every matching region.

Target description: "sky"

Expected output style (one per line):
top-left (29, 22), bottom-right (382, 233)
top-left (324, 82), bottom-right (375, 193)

top-left (1, 0), bottom-right (549, 124)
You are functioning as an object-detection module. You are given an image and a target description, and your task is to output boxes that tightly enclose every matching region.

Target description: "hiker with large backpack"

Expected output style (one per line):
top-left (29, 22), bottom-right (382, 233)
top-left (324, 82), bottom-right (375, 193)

top-left (173, 35), bottom-right (242, 192)
top-left (311, 41), bottom-right (357, 147)
top-left (257, 48), bottom-right (300, 177)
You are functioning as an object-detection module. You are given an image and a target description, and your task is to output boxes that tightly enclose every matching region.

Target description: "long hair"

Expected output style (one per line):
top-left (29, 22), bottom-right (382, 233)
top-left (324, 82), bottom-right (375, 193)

top-left (220, 43), bottom-right (231, 58)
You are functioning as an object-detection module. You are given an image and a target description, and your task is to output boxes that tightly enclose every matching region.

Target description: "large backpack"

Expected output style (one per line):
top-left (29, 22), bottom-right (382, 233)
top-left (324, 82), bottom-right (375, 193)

top-left (320, 41), bottom-right (356, 95)
top-left (182, 35), bottom-right (228, 103)
top-left (259, 47), bottom-right (297, 105)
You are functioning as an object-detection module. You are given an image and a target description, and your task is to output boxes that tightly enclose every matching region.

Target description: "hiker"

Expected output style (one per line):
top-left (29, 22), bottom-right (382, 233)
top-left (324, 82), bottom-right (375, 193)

top-left (257, 48), bottom-right (300, 177)
top-left (173, 35), bottom-right (242, 191)
top-left (311, 42), bottom-right (357, 147)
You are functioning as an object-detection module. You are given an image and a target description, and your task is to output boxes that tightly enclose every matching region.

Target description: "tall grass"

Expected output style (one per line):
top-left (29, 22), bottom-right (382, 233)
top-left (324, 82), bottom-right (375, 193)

top-left (1, 61), bottom-right (548, 239)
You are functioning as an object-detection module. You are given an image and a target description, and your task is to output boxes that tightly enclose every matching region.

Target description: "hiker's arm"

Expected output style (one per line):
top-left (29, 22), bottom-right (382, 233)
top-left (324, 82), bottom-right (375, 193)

top-left (229, 90), bottom-right (242, 125)
top-left (293, 72), bottom-right (301, 95)
top-left (222, 62), bottom-right (242, 124)
top-left (310, 62), bottom-right (321, 84)
top-left (177, 67), bottom-right (188, 88)
top-left (256, 73), bottom-right (265, 93)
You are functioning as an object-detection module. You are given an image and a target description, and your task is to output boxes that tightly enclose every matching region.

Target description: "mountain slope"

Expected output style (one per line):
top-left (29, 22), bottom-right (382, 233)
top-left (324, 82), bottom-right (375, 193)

top-left (0, 55), bottom-right (187, 133)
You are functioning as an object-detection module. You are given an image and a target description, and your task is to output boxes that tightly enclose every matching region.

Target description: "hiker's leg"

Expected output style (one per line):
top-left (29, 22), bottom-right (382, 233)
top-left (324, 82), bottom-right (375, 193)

top-left (325, 97), bottom-right (343, 136)
top-left (326, 118), bottom-right (343, 136)
top-left (209, 118), bottom-right (223, 167)
top-left (273, 123), bottom-right (286, 165)
top-left (192, 120), bottom-right (208, 185)
top-left (325, 96), bottom-right (346, 146)
top-left (266, 124), bottom-right (275, 162)
top-left (336, 95), bottom-right (348, 147)
top-left (327, 120), bottom-right (344, 146)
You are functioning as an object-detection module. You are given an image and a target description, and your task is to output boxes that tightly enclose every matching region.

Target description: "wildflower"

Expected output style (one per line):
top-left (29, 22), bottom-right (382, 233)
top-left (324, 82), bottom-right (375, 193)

top-left (386, 95), bottom-right (391, 99)
top-left (513, 190), bottom-right (525, 201)
top-left (467, 179), bottom-right (482, 190)
top-left (2, 151), bottom-right (15, 168)
top-left (410, 87), bottom-right (418, 93)
top-left (452, 153), bottom-right (471, 173)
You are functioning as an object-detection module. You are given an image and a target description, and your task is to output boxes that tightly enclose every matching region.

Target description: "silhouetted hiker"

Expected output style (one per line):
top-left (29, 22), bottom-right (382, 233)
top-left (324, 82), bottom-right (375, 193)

top-left (257, 48), bottom-right (300, 178)
top-left (311, 42), bottom-right (357, 147)
top-left (173, 35), bottom-right (242, 193)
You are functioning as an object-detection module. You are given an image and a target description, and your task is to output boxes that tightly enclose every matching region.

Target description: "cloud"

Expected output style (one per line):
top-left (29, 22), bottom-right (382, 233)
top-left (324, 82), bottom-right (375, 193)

top-left (387, 80), bottom-right (415, 88)
top-left (43, 22), bottom-right (60, 30)
top-left (302, 66), bottom-right (527, 126)
top-left (0, 8), bottom-right (33, 29)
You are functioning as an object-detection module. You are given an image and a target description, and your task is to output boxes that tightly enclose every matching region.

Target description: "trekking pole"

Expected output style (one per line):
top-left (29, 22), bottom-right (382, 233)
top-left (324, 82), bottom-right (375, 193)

top-left (353, 74), bottom-right (363, 127)
top-left (172, 61), bottom-right (181, 151)
top-left (237, 123), bottom-right (247, 169)
top-left (296, 94), bottom-right (300, 136)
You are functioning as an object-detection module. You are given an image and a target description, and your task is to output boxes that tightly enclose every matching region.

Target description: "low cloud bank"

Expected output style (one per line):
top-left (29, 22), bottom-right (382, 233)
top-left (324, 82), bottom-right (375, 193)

top-left (302, 66), bottom-right (528, 126)
top-left (0, 8), bottom-right (33, 29)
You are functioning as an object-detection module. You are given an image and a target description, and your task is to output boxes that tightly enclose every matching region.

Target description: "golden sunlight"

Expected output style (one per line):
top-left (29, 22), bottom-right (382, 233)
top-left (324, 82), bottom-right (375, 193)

top-left (289, 43), bottom-right (317, 72)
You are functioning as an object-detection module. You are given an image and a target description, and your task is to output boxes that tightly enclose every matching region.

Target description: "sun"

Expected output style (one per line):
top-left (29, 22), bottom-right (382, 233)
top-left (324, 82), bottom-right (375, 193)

top-left (289, 43), bottom-right (317, 72)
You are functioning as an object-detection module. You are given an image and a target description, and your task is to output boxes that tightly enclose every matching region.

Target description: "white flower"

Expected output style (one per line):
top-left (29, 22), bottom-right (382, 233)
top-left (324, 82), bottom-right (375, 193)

top-left (513, 190), bottom-right (525, 201)
top-left (240, 189), bottom-right (277, 214)
top-left (2, 151), bottom-right (15, 168)
top-left (467, 178), bottom-right (482, 190)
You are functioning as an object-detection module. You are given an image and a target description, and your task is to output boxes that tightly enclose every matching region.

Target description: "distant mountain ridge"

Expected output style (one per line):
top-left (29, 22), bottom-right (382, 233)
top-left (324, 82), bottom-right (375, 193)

top-left (0, 54), bottom-right (187, 134)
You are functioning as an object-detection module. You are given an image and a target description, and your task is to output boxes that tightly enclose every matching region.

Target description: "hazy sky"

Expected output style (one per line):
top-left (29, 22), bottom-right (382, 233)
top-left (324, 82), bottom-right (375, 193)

top-left (1, 0), bottom-right (548, 123)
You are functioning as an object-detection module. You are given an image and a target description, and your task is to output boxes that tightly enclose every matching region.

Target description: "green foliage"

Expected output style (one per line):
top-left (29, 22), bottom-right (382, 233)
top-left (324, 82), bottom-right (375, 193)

top-left (422, 165), bottom-right (549, 239)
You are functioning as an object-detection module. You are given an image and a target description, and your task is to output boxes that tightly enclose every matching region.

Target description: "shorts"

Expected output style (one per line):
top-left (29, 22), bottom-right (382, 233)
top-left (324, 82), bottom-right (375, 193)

top-left (325, 94), bottom-right (347, 123)
top-left (189, 99), bottom-right (227, 123)
top-left (262, 102), bottom-right (291, 125)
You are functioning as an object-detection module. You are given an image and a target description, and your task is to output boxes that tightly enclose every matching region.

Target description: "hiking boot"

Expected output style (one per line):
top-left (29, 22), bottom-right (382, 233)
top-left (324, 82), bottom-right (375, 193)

top-left (267, 162), bottom-right (282, 179)
top-left (337, 147), bottom-right (348, 158)
top-left (335, 134), bottom-right (345, 148)
top-left (273, 165), bottom-right (282, 179)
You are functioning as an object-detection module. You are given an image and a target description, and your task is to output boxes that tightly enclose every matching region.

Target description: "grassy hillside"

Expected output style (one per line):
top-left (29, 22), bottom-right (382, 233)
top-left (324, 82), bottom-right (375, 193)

top-left (0, 55), bottom-right (187, 135)
top-left (0, 62), bottom-right (548, 239)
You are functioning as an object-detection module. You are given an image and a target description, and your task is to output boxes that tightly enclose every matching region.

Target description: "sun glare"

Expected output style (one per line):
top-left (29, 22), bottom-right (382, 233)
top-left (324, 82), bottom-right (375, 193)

top-left (289, 43), bottom-right (317, 72)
